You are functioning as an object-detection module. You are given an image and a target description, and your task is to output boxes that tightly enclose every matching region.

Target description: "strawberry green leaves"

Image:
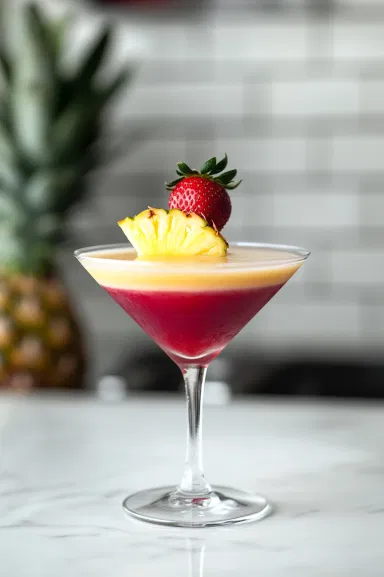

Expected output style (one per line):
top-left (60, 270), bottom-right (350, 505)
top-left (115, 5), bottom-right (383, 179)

top-left (177, 161), bottom-right (193, 174)
top-left (210, 153), bottom-right (228, 175)
top-left (165, 154), bottom-right (242, 191)
top-left (200, 157), bottom-right (216, 175)
top-left (216, 169), bottom-right (237, 185)
top-left (166, 161), bottom-right (199, 189)
top-left (216, 169), bottom-right (242, 190)
top-left (165, 177), bottom-right (184, 190)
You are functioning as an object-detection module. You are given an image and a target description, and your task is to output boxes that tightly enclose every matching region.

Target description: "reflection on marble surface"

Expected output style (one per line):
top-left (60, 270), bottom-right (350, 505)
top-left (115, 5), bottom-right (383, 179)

top-left (0, 393), bottom-right (384, 576)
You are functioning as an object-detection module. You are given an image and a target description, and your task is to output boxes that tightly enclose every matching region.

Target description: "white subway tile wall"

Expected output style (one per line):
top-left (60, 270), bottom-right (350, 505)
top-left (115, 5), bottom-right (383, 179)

top-left (270, 80), bottom-right (360, 116)
top-left (239, 301), bottom-right (361, 346)
top-left (333, 24), bottom-right (384, 61)
top-left (212, 22), bottom-right (308, 61)
top-left (361, 81), bottom-right (384, 114)
top-left (126, 84), bottom-right (245, 117)
top-left (332, 137), bottom-right (384, 172)
top-left (332, 249), bottom-right (384, 285)
top-left (65, 4), bottom-right (384, 374)
top-left (360, 192), bottom-right (384, 227)
top-left (272, 191), bottom-right (359, 228)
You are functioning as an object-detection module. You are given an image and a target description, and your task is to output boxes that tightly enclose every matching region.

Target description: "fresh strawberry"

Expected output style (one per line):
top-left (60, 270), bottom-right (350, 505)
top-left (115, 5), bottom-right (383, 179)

top-left (166, 154), bottom-right (242, 231)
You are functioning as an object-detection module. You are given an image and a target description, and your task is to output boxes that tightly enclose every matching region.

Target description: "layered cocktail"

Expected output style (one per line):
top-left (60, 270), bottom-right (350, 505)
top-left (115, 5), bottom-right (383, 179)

top-left (81, 244), bottom-right (302, 367)
top-left (75, 155), bottom-right (309, 527)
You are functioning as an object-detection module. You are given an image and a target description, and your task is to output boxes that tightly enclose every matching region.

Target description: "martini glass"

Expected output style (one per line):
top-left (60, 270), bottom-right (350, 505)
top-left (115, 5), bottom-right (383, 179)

top-left (75, 242), bottom-right (309, 527)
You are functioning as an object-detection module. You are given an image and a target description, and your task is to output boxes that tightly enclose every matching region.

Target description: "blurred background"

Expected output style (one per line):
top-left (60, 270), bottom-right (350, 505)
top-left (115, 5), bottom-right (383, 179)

top-left (1, 0), bottom-right (383, 399)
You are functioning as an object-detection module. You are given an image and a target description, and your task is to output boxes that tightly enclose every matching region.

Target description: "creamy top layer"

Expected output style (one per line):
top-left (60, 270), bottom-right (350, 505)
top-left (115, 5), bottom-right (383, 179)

top-left (79, 245), bottom-right (305, 291)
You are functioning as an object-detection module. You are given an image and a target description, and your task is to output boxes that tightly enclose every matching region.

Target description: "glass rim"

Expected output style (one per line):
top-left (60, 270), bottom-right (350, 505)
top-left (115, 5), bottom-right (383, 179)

top-left (74, 242), bottom-right (310, 272)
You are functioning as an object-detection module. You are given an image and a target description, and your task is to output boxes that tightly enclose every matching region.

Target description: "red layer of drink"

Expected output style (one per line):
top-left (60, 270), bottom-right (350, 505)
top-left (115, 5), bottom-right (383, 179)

top-left (104, 283), bottom-right (285, 366)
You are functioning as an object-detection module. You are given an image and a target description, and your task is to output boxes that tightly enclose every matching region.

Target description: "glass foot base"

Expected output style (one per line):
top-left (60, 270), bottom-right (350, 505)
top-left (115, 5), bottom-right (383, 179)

top-left (122, 485), bottom-right (272, 528)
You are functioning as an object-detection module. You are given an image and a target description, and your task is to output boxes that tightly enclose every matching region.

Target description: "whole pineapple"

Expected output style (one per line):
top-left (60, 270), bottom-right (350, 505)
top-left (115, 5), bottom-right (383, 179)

top-left (0, 3), bottom-right (130, 389)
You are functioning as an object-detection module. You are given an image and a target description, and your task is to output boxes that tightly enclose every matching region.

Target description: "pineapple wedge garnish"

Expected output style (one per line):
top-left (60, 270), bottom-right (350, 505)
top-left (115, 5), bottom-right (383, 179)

top-left (118, 208), bottom-right (228, 257)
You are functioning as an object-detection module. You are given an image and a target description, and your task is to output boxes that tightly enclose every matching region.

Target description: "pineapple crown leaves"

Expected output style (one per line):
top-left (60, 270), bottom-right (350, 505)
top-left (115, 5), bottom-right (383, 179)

top-left (0, 1), bottom-right (133, 274)
top-left (0, 52), bottom-right (10, 87)
top-left (0, 1), bottom-right (132, 169)
top-left (165, 154), bottom-right (242, 191)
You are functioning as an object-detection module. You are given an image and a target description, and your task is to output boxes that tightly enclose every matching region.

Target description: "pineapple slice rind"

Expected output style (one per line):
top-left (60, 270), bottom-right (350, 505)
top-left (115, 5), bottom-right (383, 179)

top-left (118, 208), bottom-right (227, 257)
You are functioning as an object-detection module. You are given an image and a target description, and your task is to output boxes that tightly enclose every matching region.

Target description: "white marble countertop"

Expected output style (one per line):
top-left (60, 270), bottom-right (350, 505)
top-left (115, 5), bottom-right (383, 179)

top-left (0, 393), bottom-right (384, 576)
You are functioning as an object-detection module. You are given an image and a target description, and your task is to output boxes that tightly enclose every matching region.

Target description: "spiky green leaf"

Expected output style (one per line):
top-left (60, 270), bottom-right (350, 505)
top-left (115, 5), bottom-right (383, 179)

top-left (100, 67), bottom-right (132, 104)
top-left (54, 77), bottom-right (78, 117)
top-left (0, 50), bottom-right (10, 87)
top-left (27, 3), bottom-right (56, 73)
top-left (0, 232), bottom-right (26, 270)
top-left (73, 27), bottom-right (112, 91)
top-left (51, 94), bottom-right (97, 162)
top-left (200, 157), bottom-right (216, 175)
top-left (0, 158), bottom-right (20, 190)
top-left (24, 171), bottom-right (58, 212)
top-left (52, 67), bottom-right (130, 161)
top-left (216, 169), bottom-right (237, 185)
top-left (177, 161), bottom-right (194, 175)
top-left (224, 180), bottom-right (242, 190)
top-left (0, 96), bottom-right (10, 131)
top-left (165, 177), bottom-right (184, 190)
top-left (35, 214), bottom-right (62, 240)
top-left (51, 102), bottom-right (83, 160)
top-left (44, 14), bottom-right (70, 63)
top-left (29, 242), bottom-right (56, 271)
top-left (0, 194), bottom-right (23, 225)
top-left (54, 180), bottom-right (88, 214)
top-left (0, 124), bottom-right (14, 163)
top-left (210, 153), bottom-right (228, 175)
top-left (25, 168), bottom-right (79, 212)
top-left (12, 82), bottom-right (52, 165)
top-left (11, 3), bottom-right (55, 164)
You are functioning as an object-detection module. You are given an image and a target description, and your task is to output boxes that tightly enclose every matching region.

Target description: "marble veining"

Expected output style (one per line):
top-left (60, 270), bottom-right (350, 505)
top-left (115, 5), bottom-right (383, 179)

top-left (0, 393), bottom-right (384, 576)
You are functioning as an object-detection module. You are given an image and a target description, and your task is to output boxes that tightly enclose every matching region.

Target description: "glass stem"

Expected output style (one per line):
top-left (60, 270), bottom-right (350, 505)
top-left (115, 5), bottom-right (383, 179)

top-left (178, 366), bottom-right (211, 496)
